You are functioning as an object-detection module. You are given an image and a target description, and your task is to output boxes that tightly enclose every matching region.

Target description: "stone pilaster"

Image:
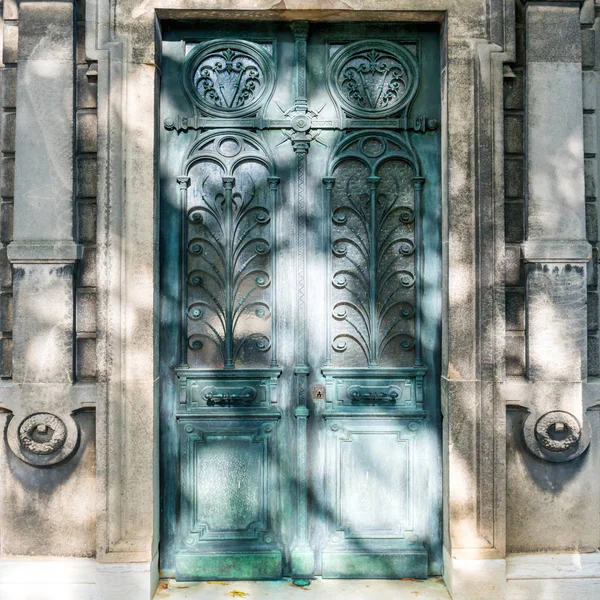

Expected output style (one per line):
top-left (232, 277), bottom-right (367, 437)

top-left (505, 0), bottom-right (597, 553)
top-left (1, 0), bottom-right (96, 556)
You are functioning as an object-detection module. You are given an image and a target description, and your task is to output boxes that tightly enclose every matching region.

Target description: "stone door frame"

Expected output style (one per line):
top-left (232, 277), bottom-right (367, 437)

top-left (85, 0), bottom-right (513, 590)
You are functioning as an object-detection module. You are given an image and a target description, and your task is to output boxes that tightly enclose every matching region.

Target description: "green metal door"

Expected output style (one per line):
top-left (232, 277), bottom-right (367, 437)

top-left (160, 20), bottom-right (441, 581)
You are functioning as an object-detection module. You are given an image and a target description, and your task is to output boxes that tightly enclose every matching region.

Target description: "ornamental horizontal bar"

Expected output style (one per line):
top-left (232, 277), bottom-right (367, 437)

top-left (164, 115), bottom-right (438, 134)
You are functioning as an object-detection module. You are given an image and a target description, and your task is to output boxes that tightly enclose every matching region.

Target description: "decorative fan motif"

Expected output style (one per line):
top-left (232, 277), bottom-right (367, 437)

top-left (184, 135), bottom-right (275, 368)
top-left (328, 137), bottom-right (417, 367)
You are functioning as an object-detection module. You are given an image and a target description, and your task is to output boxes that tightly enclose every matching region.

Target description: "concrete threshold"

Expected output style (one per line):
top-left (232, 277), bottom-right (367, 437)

top-left (154, 577), bottom-right (450, 599)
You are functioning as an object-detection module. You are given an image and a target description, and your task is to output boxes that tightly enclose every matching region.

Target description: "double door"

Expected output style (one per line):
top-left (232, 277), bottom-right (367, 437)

top-left (160, 20), bottom-right (441, 580)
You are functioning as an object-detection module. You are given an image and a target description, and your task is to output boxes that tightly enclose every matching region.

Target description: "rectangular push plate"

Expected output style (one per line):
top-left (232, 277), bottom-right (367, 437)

top-left (312, 385), bottom-right (326, 400)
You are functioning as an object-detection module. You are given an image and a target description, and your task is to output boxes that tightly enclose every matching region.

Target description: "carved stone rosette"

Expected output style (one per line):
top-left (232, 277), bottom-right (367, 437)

top-left (6, 411), bottom-right (79, 467)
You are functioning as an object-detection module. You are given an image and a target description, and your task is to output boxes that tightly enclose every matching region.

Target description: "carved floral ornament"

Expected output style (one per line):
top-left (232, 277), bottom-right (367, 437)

top-left (522, 410), bottom-right (591, 463)
top-left (328, 41), bottom-right (419, 118)
top-left (182, 40), bottom-right (275, 118)
top-left (6, 411), bottom-right (79, 467)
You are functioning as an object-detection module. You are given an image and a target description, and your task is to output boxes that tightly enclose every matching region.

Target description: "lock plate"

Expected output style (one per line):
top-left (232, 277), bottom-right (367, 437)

top-left (312, 385), bottom-right (326, 401)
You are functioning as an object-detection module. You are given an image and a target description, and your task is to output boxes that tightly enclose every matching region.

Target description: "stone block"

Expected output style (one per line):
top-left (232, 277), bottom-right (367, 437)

top-left (0, 68), bottom-right (17, 109)
top-left (526, 5), bottom-right (581, 63)
top-left (586, 202), bottom-right (598, 242)
top-left (585, 157), bottom-right (596, 199)
top-left (0, 337), bottom-right (12, 378)
top-left (582, 71), bottom-right (596, 111)
top-left (505, 333), bottom-right (526, 377)
top-left (527, 63), bottom-right (585, 240)
top-left (504, 69), bottom-right (523, 111)
top-left (580, 0), bottom-right (596, 26)
top-left (0, 158), bottom-right (14, 199)
top-left (504, 114), bottom-right (523, 155)
top-left (2, 22), bottom-right (18, 65)
top-left (0, 247), bottom-right (11, 288)
top-left (589, 247), bottom-right (598, 289)
top-left (506, 290), bottom-right (525, 331)
top-left (1, 112), bottom-right (16, 153)
top-left (504, 158), bottom-right (524, 199)
top-left (76, 22), bottom-right (88, 66)
top-left (76, 158), bottom-right (97, 198)
top-left (11, 264), bottom-right (75, 383)
top-left (505, 201), bottom-right (524, 243)
top-left (13, 59), bottom-right (74, 241)
top-left (76, 290), bottom-right (97, 334)
top-left (581, 27), bottom-right (596, 70)
top-left (505, 244), bottom-right (523, 286)
top-left (77, 64), bottom-right (97, 109)
top-left (78, 247), bottom-right (96, 288)
top-left (583, 113), bottom-right (597, 155)
top-left (17, 2), bottom-right (74, 62)
top-left (77, 201), bottom-right (97, 244)
top-left (588, 290), bottom-right (598, 331)
top-left (76, 336), bottom-right (97, 380)
top-left (3, 0), bottom-right (17, 21)
top-left (0, 291), bottom-right (12, 332)
top-left (0, 201), bottom-right (13, 243)
top-left (588, 334), bottom-right (599, 377)
top-left (76, 112), bottom-right (98, 154)
top-left (527, 263), bottom-right (587, 381)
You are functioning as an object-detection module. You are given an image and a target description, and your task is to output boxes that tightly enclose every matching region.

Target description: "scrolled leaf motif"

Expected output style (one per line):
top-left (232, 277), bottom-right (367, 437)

top-left (186, 168), bottom-right (273, 368)
top-left (329, 159), bottom-right (417, 366)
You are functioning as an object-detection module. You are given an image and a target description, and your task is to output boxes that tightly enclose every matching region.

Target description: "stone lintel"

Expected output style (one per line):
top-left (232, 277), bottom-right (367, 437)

top-left (521, 239), bottom-right (592, 263)
top-left (7, 240), bottom-right (82, 263)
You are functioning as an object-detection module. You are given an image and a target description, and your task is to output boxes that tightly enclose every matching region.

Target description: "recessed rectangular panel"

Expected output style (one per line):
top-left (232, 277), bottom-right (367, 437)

top-left (178, 418), bottom-right (280, 567)
top-left (176, 551), bottom-right (282, 581)
top-left (322, 549), bottom-right (428, 579)
top-left (340, 432), bottom-right (409, 537)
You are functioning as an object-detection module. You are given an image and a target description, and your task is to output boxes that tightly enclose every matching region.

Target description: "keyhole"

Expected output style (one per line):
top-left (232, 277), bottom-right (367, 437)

top-left (316, 391), bottom-right (322, 398)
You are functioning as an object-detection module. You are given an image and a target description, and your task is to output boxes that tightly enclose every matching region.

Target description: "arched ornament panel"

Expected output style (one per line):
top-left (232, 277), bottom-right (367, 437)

top-left (323, 131), bottom-right (424, 372)
top-left (179, 130), bottom-right (279, 371)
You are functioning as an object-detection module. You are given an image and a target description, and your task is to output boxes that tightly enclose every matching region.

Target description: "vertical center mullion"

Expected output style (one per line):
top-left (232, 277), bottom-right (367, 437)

top-left (367, 175), bottom-right (380, 365)
top-left (223, 176), bottom-right (235, 368)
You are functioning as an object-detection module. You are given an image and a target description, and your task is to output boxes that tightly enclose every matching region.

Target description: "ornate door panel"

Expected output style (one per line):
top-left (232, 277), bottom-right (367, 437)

top-left (160, 21), bottom-right (441, 581)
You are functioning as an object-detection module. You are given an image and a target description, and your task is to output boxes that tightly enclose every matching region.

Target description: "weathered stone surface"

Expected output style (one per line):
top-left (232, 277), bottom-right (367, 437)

top-left (13, 60), bottom-right (74, 241)
top-left (527, 264), bottom-right (587, 381)
top-left (17, 2), bottom-right (75, 62)
top-left (0, 412), bottom-right (96, 556)
top-left (76, 113), bottom-right (98, 154)
top-left (507, 407), bottom-right (598, 552)
top-left (526, 64), bottom-right (585, 241)
top-left (2, 22), bottom-right (18, 65)
top-left (11, 264), bottom-right (75, 383)
top-left (526, 5), bottom-right (581, 63)
top-left (0, 68), bottom-right (17, 109)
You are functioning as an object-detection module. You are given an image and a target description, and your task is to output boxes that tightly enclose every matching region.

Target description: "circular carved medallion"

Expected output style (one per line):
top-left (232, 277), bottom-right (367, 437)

top-left (18, 413), bottom-right (67, 455)
top-left (7, 411), bottom-right (79, 467)
top-left (535, 411), bottom-right (581, 453)
top-left (522, 409), bottom-right (591, 463)
top-left (328, 41), bottom-right (418, 118)
top-left (183, 40), bottom-right (275, 118)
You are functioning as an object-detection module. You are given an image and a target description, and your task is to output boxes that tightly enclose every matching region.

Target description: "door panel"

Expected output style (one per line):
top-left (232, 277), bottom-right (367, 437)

top-left (160, 20), bottom-right (441, 581)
